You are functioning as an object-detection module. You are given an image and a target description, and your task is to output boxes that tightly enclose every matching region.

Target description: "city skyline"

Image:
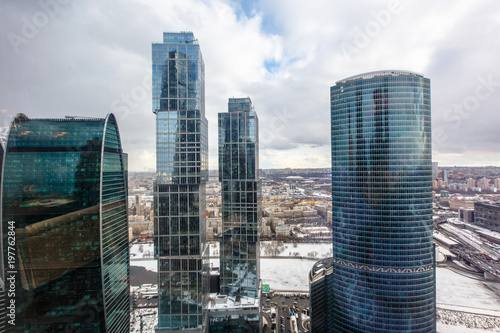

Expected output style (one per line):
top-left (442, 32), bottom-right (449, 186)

top-left (2, 1), bottom-right (500, 171)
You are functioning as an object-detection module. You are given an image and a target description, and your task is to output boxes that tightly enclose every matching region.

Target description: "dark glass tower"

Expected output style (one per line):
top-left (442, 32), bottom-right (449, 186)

top-left (309, 258), bottom-right (334, 333)
top-left (1, 114), bottom-right (129, 332)
top-left (330, 71), bottom-right (435, 332)
top-left (219, 97), bottom-right (261, 298)
top-left (208, 97), bottom-right (261, 332)
top-left (152, 32), bottom-right (209, 332)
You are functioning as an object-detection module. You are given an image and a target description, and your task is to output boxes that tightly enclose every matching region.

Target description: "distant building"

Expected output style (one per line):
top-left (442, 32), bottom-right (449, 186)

top-left (441, 190), bottom-right (449, 198)
top-left (467, 178), bottom-right (476, 189)
top-left (495, 178), bottom-right (500, 190)
top-left (458, 207), bottom-right (475, 223)
top-left (313, 203), bottom-right (331, 218)
top-left (438, 180), bottom-right (448, 188)
top-left (474, 202), bottom-right (500, 232)
top-left (1, 114), bottom-right (129, 332)
top-left (448, 200), bottom-right (475, 211)
top-left (140, 230), bottom-right (154, 241)
top-left (442, 168), bottom-right (448, 182)
top-left (432, 162), bottom-right (438, 180)
top-left (309, 258), bottom-right (334, 333)
top-left (206, 227), bottom-right (214, 241)
top-left (275, 224), bottom-right (290, 239)
top-left (478, 177), bottom-right (490, 191)
top-left (261, 225), bottom-right (272, 238)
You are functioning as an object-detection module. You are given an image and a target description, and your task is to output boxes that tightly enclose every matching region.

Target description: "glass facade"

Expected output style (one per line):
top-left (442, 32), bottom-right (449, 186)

top-left (153, 32), bottom-right (209, 332)
top-left (209, 97), bottom-right (261, 332)
top-left (1, 114), bottom-right (129, 332)
top-left (330, 71), bottom-right (436, 332)
top-left (309, 258), bottom-right (334, 333)
top-left (218, 98), bottom-right (261, 299)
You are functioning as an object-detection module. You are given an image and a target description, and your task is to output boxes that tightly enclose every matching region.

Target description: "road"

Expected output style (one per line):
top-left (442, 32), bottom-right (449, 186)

top-left (263, 292), bottom-right (310, 333)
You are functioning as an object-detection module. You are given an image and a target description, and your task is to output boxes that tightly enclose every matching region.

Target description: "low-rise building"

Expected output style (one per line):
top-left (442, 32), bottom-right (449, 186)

top-left (474, 201), bottom-right (500, 232)
top-left (448, 200), bottom-right (475, 211)
top-left (276, 224), bottom-right (290, 239)
top-left (458, 207), bottom-right (474, 223)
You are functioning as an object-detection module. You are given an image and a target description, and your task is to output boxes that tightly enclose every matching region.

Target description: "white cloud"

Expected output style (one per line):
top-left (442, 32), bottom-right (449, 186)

top-left (1, 0), bottom-right (500, 170)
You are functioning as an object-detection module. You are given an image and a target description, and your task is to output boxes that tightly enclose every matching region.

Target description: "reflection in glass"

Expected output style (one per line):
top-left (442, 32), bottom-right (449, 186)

top-left (1, 114), bottom-right (129, 332)
top-left (330, 71), bottom-right (435, 332)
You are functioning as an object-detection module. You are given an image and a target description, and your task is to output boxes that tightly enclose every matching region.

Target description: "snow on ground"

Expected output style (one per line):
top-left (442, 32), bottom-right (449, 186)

top-left (131, 241), bottom-right (500, 332)
top-left (130, 243), bottom-right (154, 259)
top-left (436, 267), bottom-right (500, 315)
top-left (130, 242), bottom-right (157, 274)
top-left (132, 259), bottom-right (157, 273)
top-left (261, 258), bottom-right (317, 291)
top-left (131, 308), bottom-right (157, 333)
top-left (208, 241), bottom-right (332, 259)
top-left (438, 322), bottom-right (500, 333)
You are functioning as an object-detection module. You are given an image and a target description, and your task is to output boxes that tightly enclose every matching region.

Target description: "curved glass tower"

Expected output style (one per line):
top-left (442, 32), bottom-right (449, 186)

top-left (330, 71), bottom-right (435, 332)
top-left (1, 114), bottom-right (129, 332)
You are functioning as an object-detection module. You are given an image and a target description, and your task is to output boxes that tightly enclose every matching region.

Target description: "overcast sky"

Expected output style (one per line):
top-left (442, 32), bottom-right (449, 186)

top-left (1, 0), bottom-right (500, 171)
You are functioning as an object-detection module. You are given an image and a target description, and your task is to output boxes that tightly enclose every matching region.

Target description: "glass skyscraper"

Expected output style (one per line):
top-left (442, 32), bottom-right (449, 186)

top-left (152, 32), bottom-right (209, 332)
top-left (208, 97), bottom-right (261, 332)
top-left (1, 113), bottom-right (129, 332)
top-left (330, 71), bottom-right (435, 332)
top-left (309, 257), bottom-right (334, 333)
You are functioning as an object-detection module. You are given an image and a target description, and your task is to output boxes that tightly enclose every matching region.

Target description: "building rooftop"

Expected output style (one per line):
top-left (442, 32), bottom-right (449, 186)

top-left (335, 70), bottom-right (425, 84)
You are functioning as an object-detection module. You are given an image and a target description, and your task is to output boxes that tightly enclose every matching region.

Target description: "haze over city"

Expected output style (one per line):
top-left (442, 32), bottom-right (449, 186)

top-left (2, 0), bottom-right (500, 170)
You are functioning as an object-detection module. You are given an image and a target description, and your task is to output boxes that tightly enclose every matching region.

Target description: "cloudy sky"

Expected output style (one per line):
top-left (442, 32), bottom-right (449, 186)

top-left (1, 0), bottom-right (500, 171)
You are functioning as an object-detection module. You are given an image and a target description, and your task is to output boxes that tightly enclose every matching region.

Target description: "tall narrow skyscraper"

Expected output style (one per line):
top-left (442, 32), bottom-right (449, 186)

top-left (208, 97), bottom-right (261, 332)
top-left (152, 32), bottom-right (209, 332)
top-left (1, 114), bottom-right (130, 332)
top-left (330, 71), bottom-right (435, 332)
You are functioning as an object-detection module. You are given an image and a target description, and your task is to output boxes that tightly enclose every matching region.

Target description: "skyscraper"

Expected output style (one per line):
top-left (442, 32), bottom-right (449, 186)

top-left (152, 32), bottom-right (209, 332)
top-left (208, 97), bottom-right (261, 332)
top-left (330, 71), bottom-right (435, 332)
top-left (1, 113), bottom-right (129, 332)
top-left (432, 162), bottom-right (438, 180)
top-left (309, 258), bottom-right (334, 333)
